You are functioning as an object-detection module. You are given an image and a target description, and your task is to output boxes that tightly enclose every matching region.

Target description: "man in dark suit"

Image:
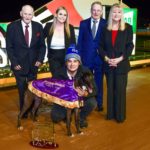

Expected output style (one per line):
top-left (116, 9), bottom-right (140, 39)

top-left (77, 1), bottom-right (106, 111)
top-left (6, 5), bottom-right (46, 117)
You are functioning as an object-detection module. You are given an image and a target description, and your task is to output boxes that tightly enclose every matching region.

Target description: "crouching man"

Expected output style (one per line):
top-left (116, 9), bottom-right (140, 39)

top-left (51, 45), bottom-right (97, 128)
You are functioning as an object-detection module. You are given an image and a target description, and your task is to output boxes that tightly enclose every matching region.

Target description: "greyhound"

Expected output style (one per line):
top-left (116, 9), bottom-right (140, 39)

top-left (17, 70), bottom-right (94, 137)
top-left (66, 70), bottom-right (94, 137)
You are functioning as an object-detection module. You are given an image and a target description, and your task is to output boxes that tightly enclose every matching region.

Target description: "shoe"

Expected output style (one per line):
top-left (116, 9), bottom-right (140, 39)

top-left (80, 120), bottom-right (88, 128)
top-left (96, 105), bottom-right (104, 112)
top-left (116, 119), bottom-right (125, 123)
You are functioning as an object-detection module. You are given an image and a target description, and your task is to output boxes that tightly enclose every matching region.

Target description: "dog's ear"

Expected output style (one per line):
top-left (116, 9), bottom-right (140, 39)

top-left (74, 77), bottom-right (82, 88)
top-left (74, 78), bottom-right (78, 88)
top-left (83, 71), bottom-right (93, 81)
top-left (82, 70), bottom-right (94, 89)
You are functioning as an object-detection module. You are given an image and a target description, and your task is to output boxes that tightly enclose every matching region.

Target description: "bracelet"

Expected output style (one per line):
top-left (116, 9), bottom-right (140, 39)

top-left (104, 56), bottom-right (109, 62)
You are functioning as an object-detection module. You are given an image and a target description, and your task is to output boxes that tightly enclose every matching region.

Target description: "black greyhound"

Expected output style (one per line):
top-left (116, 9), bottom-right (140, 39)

top-left (66, 70), bottom-right (94, 136)
top-left (17, 90), bottom-right (41, 130)
top-left (17, 71), bottom-right (94, 137)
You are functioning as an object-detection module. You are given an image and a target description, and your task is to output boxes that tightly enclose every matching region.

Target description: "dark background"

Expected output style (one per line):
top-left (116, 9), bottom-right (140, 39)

top-left (124, 0), bottom-right (149, 28)
top-left (0, 0), bottom-right (149, 28)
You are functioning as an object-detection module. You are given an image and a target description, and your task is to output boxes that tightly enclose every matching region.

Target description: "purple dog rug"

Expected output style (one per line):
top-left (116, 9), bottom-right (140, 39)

top-left (28, 78), bottom-right (83, 108)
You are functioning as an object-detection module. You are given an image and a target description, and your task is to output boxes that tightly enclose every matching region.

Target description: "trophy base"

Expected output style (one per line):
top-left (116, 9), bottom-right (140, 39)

top-left (30, 140), bottom-right (59, 149)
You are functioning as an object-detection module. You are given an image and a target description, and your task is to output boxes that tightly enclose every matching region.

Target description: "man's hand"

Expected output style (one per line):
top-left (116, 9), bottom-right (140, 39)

top-left (35, 61), bottom-right (41, 67)
top-left (75, 87), bottom-right (88, 97)
top-left (14, 65), bottom-right (22, 70)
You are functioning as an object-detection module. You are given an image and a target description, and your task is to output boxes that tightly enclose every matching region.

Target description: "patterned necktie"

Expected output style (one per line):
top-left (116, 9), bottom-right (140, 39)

top-left (25, 25), bottom-right (29, 46)
top-left (92, 20), bottom-right (97, 38)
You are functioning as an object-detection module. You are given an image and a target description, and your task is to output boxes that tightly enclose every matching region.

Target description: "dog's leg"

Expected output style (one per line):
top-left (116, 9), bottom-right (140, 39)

top-left (74, 108), bottom-right (83, 134)
top-left (66, 108), bottom-right (73, 136)
top-left (17, 90), bottom-right (34, 128)
top-left (30, 96), bottom-right (42, 121)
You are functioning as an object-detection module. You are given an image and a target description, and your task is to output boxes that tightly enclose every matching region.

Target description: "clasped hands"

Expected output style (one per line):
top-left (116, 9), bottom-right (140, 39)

top-left (14, 61), bottom-right (42, 70)
top-left (105, 56), bottom-right (123, 67)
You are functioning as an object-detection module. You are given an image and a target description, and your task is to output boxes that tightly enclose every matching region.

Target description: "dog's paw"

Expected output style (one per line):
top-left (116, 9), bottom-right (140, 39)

top-left (67, 132), bottom-right (74, 137)
top-left (69, 133), bottom-right (75, 137)
top-left (77, 131), bottom-right (84, 135)
top-left (18, 126), bottom-right (24, 131)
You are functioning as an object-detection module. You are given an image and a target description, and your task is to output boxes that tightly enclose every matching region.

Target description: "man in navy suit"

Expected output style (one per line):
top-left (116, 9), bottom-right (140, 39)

top-left (77, 1), bottom-right (106, 111)
top-left (6, 5), bottom-right (46, 117)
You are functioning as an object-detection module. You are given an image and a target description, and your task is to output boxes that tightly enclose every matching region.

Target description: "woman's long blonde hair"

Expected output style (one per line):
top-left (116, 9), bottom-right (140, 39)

top-left (107, 3), bottom-right (125, 31)
top-left (49, 6), bottom-right (70, 38)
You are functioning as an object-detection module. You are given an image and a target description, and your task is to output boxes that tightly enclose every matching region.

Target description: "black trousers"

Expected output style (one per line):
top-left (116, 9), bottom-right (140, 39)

top-left (14, 71), bottom-right (37, 111)
top-left (105, 71), bottom-right (128, 122)
top-left (48, 49), bottom-right (65, 76)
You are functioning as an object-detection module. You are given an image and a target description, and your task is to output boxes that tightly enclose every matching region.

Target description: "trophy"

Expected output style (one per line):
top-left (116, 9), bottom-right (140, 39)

top-left (30, 121), bottom-right (59, 149)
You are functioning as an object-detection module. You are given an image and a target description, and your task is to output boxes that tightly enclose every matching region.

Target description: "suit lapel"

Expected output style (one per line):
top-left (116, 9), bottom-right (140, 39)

top-left (95, 19), bottom-right (105, 39)
top-left (30, 21), bottom-right (35, 47)
top-left (107, 30), bottom-right (120, 48)
top-left (108, 31), bottom-right (113, 48)
top-left (113, 30), bottom-right (121, 48)
top-left (87, 18), bottom-right (93, 37)
top-left (18, 20), bottom-right (27, 46)
top-left (64, 26), bottom-right (69, 49)
top-left (95, 20), bottom-right (101, 38)
top-left (92, 18), bottom-right (101, 39)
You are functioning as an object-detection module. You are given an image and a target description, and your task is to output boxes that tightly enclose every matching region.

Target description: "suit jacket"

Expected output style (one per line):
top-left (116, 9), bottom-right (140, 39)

top-left (99, 23), bottom-right (134, 73)
top-left (77, 17), bottom-right (106, 67)
top-left (6, 20), bottom-right (46, 75)
top-left (43, 22), bottom-right (76, 58)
